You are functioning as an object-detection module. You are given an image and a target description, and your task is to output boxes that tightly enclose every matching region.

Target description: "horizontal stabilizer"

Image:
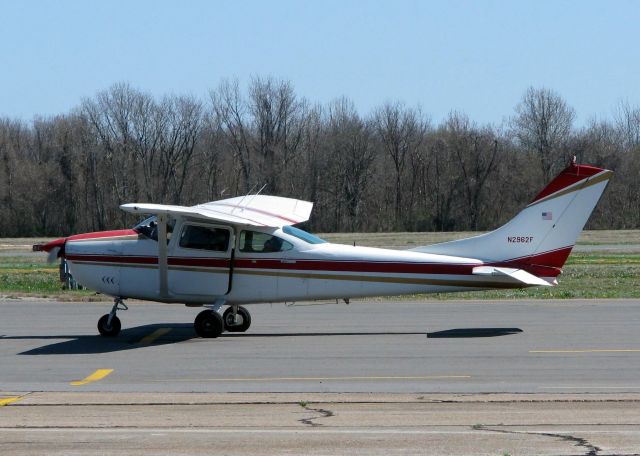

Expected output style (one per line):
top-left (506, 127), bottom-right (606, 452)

top-left (472, 266), bottom-right (552, 287)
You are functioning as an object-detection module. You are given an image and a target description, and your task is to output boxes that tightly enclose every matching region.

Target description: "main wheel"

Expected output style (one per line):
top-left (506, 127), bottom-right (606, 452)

top-left (97, 314), bottom-right (121, 337)
top-left (194, 310), bottom-right (224, 338)
top-left (223, 306), bottom-right (252, 333)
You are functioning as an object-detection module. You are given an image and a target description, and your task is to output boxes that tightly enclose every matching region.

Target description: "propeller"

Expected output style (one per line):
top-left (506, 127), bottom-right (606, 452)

top-left (46, 246), bottom-right (60, 264)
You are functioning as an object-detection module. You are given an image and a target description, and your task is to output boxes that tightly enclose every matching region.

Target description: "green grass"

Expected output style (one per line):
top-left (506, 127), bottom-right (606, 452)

top-left (1, 232), bottom-right (639, 300)
top-left (425, 253), bottom-right (640, 300)
top-left (0, 255), bottom-right (96, 299)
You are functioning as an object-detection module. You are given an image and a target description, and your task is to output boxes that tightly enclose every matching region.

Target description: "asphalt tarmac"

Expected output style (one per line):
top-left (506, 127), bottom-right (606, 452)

top-left (2, 298), bottom-right (640, 454)
top-left (2, 298), bottom-right (640, 393)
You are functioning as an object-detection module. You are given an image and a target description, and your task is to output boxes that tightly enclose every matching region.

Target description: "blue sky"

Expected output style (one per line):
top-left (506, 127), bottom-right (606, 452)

top-left (0, 0), bottom-right (638, 126)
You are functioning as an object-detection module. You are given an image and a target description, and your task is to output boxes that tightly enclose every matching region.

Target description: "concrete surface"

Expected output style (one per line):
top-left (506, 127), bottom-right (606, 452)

top-left (2, 298), bottom-right (640, 454)
top-left (1, 392), bottom-right (640, 455)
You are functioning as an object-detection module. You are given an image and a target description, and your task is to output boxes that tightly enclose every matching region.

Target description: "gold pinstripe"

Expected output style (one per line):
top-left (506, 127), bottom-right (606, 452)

top-left (526, 171), bottom-right (613, 208)
top-left (234, 269), bottom-right (529, 289)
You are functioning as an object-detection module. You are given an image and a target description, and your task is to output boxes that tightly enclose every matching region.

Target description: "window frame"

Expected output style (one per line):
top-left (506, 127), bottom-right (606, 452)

top-left (176, 222), bottom-right (233, 253)
top-left (238, 229), bottom-right (293, 254)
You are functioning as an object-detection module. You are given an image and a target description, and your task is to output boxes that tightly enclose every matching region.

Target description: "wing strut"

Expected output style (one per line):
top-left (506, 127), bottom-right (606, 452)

top-left (157, 214), bottom-right (169, 298)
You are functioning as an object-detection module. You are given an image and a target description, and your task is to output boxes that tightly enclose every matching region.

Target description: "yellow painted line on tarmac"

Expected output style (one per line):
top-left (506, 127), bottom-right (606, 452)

top-left (530, 349), bottom-right (640, 353)
top-left (0, 396), bottom-right (23, 407)
top-left (138, 328), bottom-right (171, 345)
top-left (70, 369), bottom-right (114, 386)
top-left (153, 375), bottom-right (471, 383)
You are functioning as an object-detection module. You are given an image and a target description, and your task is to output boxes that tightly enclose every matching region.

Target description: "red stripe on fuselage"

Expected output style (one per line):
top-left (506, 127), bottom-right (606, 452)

top-left (37, 229), bottom-right (138, 253)
top-left (211, 203), bottom-right (300, 224)
top-left (489, 246), bottom-right (572, 277)
top-left (66, 254), bottom-right (231, 268)
top-left (66, 229), bottom-right (138, 241)
top-left (65, 247), bottom-right (568, 278)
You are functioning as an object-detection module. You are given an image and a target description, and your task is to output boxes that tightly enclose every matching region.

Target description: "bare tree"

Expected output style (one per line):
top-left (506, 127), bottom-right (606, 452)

top-left (322, 98), bottom-right (375, 231)
top-left (247, 76), bottom-right (307, 194)
top-left (445, 112), bottom-right (500, 230)
top-left (1, 80), bottom-right (638, 236)
top-left (211, 79), bottom-right (252, 192)
top-left (373, 101), bottom-right (427, 229)
top-left (614, 100), bottom-right (640, 150)
top-left (512, 87), bottom-right (575, 182)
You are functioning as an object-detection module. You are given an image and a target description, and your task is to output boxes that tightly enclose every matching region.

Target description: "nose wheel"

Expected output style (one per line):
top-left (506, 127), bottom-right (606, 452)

top-left (97, 314), bottom-right (121, 337)
top-left (97, 297), bottom-right (127, 337)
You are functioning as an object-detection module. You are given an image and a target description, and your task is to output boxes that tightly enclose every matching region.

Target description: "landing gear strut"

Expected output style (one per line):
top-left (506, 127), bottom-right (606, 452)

top-left (98, 297), bottom-right (127, 337)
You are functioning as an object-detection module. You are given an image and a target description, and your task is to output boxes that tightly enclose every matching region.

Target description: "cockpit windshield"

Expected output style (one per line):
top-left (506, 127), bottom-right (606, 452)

top-left (282, 225), bottom-right (326, 244)
top-left (134, 216), bottom-right (174, 242)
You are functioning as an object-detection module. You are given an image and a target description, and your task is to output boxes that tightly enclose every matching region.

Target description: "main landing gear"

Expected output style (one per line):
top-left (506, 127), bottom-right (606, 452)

top-left (98, 297), bottom-right (127, 337)
top-left (96, 298), bottom-right (251, 339)
top-left (194, 304), bottom-right (252, 338)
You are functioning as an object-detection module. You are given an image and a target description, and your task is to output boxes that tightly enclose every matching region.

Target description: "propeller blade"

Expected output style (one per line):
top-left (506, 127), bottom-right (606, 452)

top-left (46, 247), bottom-right (60, 264)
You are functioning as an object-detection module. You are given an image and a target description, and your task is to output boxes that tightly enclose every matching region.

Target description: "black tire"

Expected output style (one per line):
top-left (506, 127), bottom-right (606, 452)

top-left (97, 314), bottom-right (121, 337)
top-left (194, 310), bottom-right (224, 338)
top-left (223, 306), bottom-right (252, 333)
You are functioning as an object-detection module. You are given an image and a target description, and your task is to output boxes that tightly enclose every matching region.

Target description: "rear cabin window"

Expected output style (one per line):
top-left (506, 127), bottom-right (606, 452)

top-left (179, 225), bottom-right (230, 251)
top-left (239, 231), bottom-right (293, 253)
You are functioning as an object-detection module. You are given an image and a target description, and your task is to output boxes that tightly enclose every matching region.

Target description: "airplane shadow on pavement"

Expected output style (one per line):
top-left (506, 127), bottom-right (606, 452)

top-left (6, 326), bottom-right (523, 355)
top-left (426, 328), bottom-right (523, 338)
top-left (10, 323), bottom-right (199, 355)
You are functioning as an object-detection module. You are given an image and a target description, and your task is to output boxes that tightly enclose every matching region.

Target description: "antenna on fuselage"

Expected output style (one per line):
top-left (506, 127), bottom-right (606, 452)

top-left (231, 183), bottom-right (267, 214)
top-left (244, 184), bottom-right (267, 208)
top-left (231, 183), bottom-right (259, 214)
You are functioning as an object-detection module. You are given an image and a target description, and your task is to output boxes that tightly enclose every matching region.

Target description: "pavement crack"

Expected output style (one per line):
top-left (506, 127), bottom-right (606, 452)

top-left (299, 404), bottom-right (334, 427)
top-left (473, 425), bottom-right (602, 456)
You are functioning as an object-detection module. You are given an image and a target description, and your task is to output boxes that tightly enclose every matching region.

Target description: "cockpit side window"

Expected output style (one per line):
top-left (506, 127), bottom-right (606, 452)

top-left (179, 225), bottom-right (230, 251)
top-left (239, 230), bottom-right (293, 253)
top-left (134, 216), bottom-right (175, 242)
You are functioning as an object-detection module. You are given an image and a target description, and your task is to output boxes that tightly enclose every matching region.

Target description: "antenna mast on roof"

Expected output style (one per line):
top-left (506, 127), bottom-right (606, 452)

top-left (244, 184), bottom-right (267, 208)
top-left (231, 183), bottom-right (267, 214)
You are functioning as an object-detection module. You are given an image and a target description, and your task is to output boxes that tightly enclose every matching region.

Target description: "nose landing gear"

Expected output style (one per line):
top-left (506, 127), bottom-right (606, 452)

top-left (97, 297), bottom-right (127, 337)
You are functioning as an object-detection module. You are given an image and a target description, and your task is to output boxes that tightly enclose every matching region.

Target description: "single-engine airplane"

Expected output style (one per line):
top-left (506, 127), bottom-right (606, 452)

top-left (34, 161), bottom-right (612, 338)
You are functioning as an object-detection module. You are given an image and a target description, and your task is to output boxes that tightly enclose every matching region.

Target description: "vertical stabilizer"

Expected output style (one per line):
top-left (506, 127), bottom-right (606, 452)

top-left (412, 163), bottom-right (613, 271)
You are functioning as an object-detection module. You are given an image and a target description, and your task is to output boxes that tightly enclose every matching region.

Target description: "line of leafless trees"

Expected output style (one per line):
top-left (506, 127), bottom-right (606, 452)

top-left (1, 78), bottom-right (639, 237)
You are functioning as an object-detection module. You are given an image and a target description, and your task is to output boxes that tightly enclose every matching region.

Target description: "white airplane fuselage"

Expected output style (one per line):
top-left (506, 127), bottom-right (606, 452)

top-left (63, 223), bottom-right (524, 306)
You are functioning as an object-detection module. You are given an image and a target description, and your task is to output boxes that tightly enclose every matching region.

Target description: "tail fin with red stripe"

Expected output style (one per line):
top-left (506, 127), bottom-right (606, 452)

top-left (412, 163), bottom-right (613, 276)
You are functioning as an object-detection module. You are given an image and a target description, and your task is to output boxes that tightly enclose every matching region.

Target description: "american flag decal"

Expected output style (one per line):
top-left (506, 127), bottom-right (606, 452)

top-left (542, 211), bottom-right (553, 220)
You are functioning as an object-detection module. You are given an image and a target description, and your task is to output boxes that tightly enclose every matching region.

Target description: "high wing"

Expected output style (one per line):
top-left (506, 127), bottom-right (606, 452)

top-left (120, 195), bottom-right (313, 227)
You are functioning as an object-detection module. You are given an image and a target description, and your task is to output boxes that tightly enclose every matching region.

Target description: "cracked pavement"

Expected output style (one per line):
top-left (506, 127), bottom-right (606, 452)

top-left (2, 393), bottom-right (640, 455)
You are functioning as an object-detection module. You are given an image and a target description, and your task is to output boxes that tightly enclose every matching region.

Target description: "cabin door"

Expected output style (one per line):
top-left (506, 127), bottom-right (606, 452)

top-left (168, 222), bottom-right (233, 297)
